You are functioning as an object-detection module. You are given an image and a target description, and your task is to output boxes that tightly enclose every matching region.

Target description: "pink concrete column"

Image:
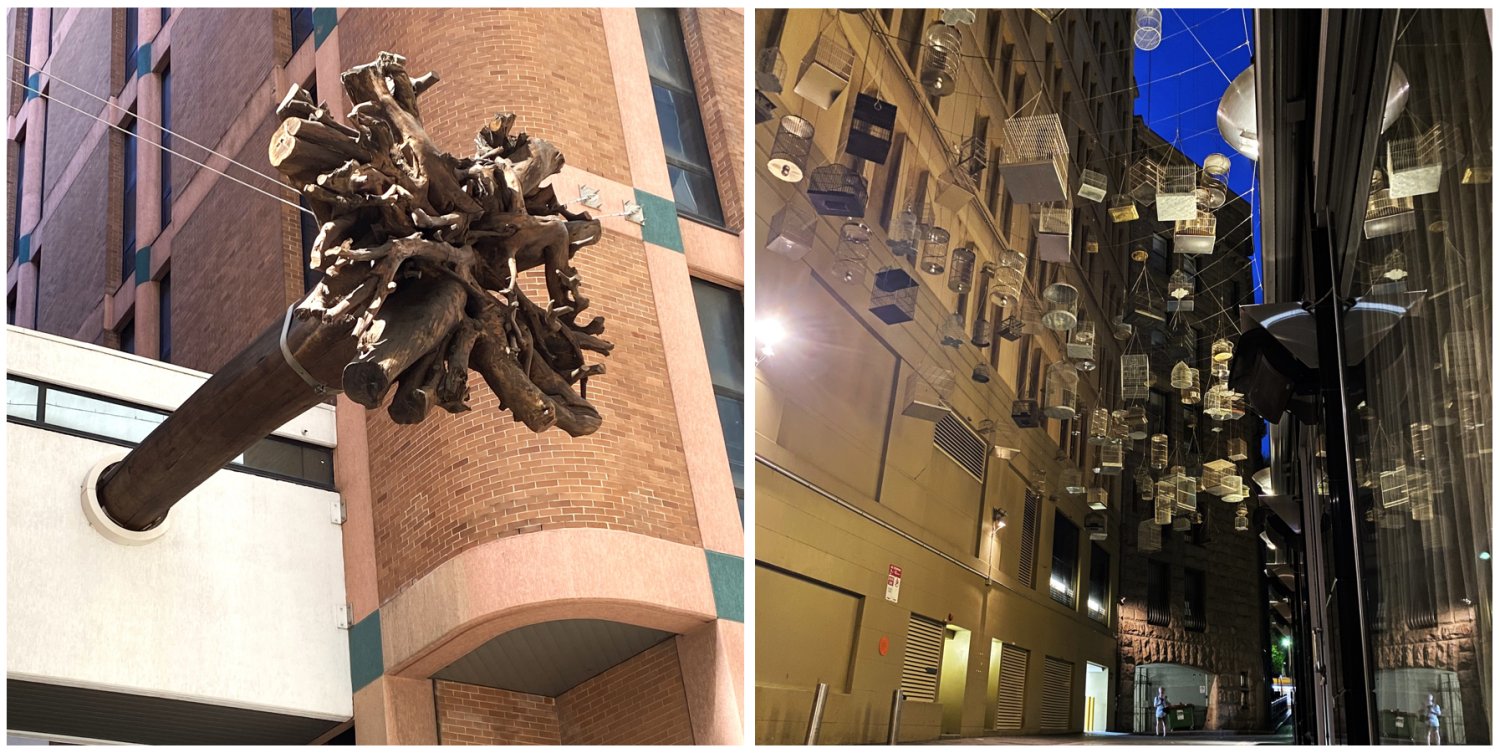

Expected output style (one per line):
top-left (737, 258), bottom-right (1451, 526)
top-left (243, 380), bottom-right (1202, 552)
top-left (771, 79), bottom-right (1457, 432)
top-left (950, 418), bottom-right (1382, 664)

top-left (133, 279), bottom-right (159, 358)
top-left (15, 259), bottom-right (38, 328)
top-left (599, 8), bottom-right (673, 197)
top-left (27, 9), bottom-right (51, 67)
top-left (334, 393), bottom-right (380, 622)
top-left (20, 99), bottom-right (46, 237)
top-left (675, 619), bottom-right (745, 744)
top-left (352, 675), bottom-right (438, 745)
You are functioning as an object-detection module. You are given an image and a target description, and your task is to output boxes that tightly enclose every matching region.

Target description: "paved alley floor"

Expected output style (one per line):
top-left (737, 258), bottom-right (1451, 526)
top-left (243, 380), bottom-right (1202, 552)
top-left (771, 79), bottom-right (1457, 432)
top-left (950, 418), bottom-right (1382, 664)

top-left (921, 730), bottom-right (1294, 745)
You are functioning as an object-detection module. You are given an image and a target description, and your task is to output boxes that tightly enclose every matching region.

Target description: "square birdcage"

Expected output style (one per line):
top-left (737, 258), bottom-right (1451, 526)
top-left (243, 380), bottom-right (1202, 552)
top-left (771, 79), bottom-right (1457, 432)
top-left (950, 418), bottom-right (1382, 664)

top-left (1109, 194), bottom-right (1139, 223)
top-left (1173, 210), bottom-right (1216, 254)
top-left (902, 362), bottom-right (955, 421)
top-left (870, 265), bottom-right (918, 324)
top-left (937, 164), bottom-right (978, 211)
top-left (1174, 471), bottom-right (1198, 513)
top-left (1088, 407), bottom-right (1110, 445)
top-left (1378, 465), bottom-right (1409, 509)
top-left (1062, 468), bottom-right (1087, 496)
top-left (766, 204), bottom-right (817, 260)
top-left (1121, 354), bottom-right (1151, 400)
top-left (1067, 320), bottom-right (1096, 361)
top-left (1011, 398), bottom-right (1042, 428)
top-left (794, 29), bottom-right (854, 109)
top-left (1227, 437), bottom-right (1249, 462)
top-left (1202, 459), bottom-right (1236, 496)
top-left (756, 47), bottom-right (787, 94)
top-left (1154, 494), bottom-right (1174, 526)
top-left (1139, 518), bottom-right (1163, 551)
top-left (806, 164), bottom-right (869, 217)
top-left (1124, 286), bottom-right (1166, 327)
top-left (1364, 186), bottom-right (1416, 239)
top-left (1078, 169), bottom-right (1107, 203)
top-left (846, 92), bottom-right (897, 164)
top-left (1156, 164), bottom-right (1199, 222)
top-left (755, 91), bottom-right (776, 125)
top-left (1099, 441), bottom-right (1124, 475)
top-left (1086, 511), bottom-right (1108, 541)
top-left (999, 114), bottom-right (1069, 204)
top-left (996, 315), bottom-right (1025, 341)
top-left (1035, 205), bottom-right (1073, 263)
top-left (1387, 124), bottom-right (1444, 198)
top-left (1127, 157), bottom-right (1164, 204)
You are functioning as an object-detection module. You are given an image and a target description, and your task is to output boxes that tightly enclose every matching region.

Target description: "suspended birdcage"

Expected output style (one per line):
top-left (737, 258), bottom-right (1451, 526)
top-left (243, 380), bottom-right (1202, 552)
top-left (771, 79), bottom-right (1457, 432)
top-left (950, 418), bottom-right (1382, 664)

top-left (1227, 437), bottom-right (1248, 462)
top-left (1126, 283), bottom-right (1167, 325)
top-left (1041, 282), bottom-right (1079, 331)
top-left (1139, 517), bottom-right (1163, 551)
top-left (941, 8), bottom-right (977, 25)
top-left (1127, 157), bottom-right (1165, 204)
top-left (1154, 498), bottom-right (1174, 527)
top-left (1174, 209), bottom-right (1217, 254)
top-left (1166, 269), bottom-right (1195, 312)
top-left (1364, 168), bottom-right (1417, 239)
top-left (1035, 205), bottom-right (1073, 263)
top-left (1197, 156), bottom-right (1230, 211)
top-left (1150, 433), bottom-right (1169, 470)
top-left (1378, 465), bottom-right (1409, 509)
top-left (794, 28), bottom-right (855, 109)
top-left (1202, 459), bottom-right (1236, 496)
top-left (1156, 163), bottom-right (1199, 222)
top-left (1174, 467), bottom-right (1198, 513)
top-left (972, 361), bottom-right (994, 383)
top-left (756, 47), bottom-right (786, 94)
top-left (997, 245), bottom-right (1026, 271)
top-left (1234, 504), bottom-right (1250, 532)
top-left (1061, 467), bottom-right (1087, 496)
top-left (870, 265), bottom-right (919, 324)
top-left (1203, 382), bottom-right (1235, 420)
top-left (1375, 249), bottom-right (1409, 283)
top-left (1410, 422), bottom-right (1434, 464)
top-left (1012, 397), bottom-right (1041, 428)
top-left (1108, 410), bottom-right (1131, 443)
top-left (1155, 475), bottom-right (1176, 511)
top-left (1078, 169), bottom-right (1107, 203)
top-left (990, 265), bottom-right (1023, 309)
top-left (1442, 330), bottom-right (1482, 389)
top-left (1138, 470), bottom-right (1155, 501)
top-left (938, 135), bottom-right (988, 209)
top-left (1099, 441), bottom-right (1124, 475)
top-left (919, 225), bottom-right (951, 275)
top-left (940, 312), bottom-right (966, 347)
top-left (767, 116), bottom-right (815, 183)
top-left (1123, 406), bottom-right (1148, 440)
top-left (948, 245), bottom-right (976, 292)
top-left (755, 91), bottom-right (776, 125)
top-left (1212, 337), bottom-right (1234, 365)
top-left (1121, 354), bottom-right (1151, 401)
top-left (847, 93), bottom-right (897, 164)
top-left (1172, 515), bottom-right (1193, 532)
top-left (1067, 320), bottom-right (1096, 361)
top-left (1387, 123), bottom-right (1445, 198)
top-left (888, 202), bottom-right (927, 261)
top-left (1222, 474), bottom-right (1246, 503)
top-left (902, 361), bottom-right (956, 421)
top-left (999, 114), bottom-right (1069, 203)
top-left (1134, 8), bottom-right (1163, 51)
top-left (919, 22), bottom-right (962, 98)
top-left (1177, 366), bottom-right (1201, 405)
top-left (1108, 193), bottom-right (1139, 223)
top-left (1086, 511), bottom-right (1108, 541)
top-left (766, 203), bottom-right (817, 260)
top-left (1111, 313), bottom-right (1134, 341)
top-left (834, 221), bottom-right (872, 262)
top-left (971, 264), bottom-right (994, 346)
top-left (806, 164), bottom-right (869, 217)
top-left (996, 313), bottom-right (1025, 342)
top-left (1043, 361), bottom-right (1079, 420)
top-left (1088, 407), bottom-right (1111, 446)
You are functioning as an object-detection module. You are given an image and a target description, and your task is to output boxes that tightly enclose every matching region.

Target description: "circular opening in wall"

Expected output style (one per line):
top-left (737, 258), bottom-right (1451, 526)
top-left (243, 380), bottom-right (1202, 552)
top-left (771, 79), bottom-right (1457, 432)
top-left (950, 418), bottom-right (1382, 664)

top-left (81, 453), bottom-right (171, 546)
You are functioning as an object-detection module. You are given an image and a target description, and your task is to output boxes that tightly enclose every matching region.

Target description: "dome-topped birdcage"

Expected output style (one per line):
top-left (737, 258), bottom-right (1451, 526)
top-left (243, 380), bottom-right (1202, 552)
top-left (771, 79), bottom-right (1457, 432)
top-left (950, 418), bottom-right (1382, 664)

top-left (991, 265), bottom-right (1023, 308)
top-left (919, 22), bottom-right (962, 98)
top-left (1041, 282), bottom-right (1080, 330)
top-left (1043, 361), bottom-right (1079, 420)
top-left (1089, 407), bottom-right (1111, 445)
top-left (767, 203), bottom-right (817, 260)
top-left (1134, 8), bottom-right (1163, 51)
top-left (1078, 169), bottom-right (1107, 203)
top-left (997, 246), bottom-right (1026, 270)
top-left (768, 115), bottom-right (815, 183)
top-left (1122, 354), bottom-right (1151, 401)
top-left (794, 27), bottom-right (854, 109)
top-left (999, 114), bottom-right (1069, 204)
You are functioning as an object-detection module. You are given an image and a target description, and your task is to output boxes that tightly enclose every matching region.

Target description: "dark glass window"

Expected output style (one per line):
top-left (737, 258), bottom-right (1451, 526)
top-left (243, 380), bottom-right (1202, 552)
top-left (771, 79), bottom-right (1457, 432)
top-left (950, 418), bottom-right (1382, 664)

top-left (1147, 560), bottom-right (1170, 626)
top-left (1050, 510), bottom-right (1079, 607)
top-left (123, 9), bottom-right (138, 76)
top-left (158, 273), bottom-right (171, 363)
top-left (690, 278), bottom-right (743, 519)
top-left (159, 65), bottom-right (172, 229)
top-left (300, 196), bottom-right (319, 292)
top-left (161, 8), bottom-right (170, 25)
top-left (1087, 544), bottom-right (1110, 622)
top-left (1184, 567), bottom-right (1206, 632)
top-left (637, 8), bottom-right (723, 226)
top-left (121, 118), bottom-right (138, 286)
top-left (290, 8), bottom-right (315, 52)
top-left (120, 317), bottom-right (135, 355)
top-left (12, 133), bottom-right (24, 266)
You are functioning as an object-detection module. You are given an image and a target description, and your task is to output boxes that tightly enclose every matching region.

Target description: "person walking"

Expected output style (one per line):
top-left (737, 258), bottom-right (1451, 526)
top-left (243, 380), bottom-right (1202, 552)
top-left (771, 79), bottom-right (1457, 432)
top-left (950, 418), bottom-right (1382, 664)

top-left (1424, 693), bottom-right (1443, 745)
top-left (1154, 687), bottom-right (1169, 737)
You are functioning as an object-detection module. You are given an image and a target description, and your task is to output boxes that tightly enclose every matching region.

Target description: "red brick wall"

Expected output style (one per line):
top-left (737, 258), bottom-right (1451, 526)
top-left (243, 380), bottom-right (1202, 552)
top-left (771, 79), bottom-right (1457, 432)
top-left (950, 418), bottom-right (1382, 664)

top-left (9, 9), bottom-right (30, 116)
top-left (336, 8), bottom-right (632, 186)
top-left (42, 9), bottom-right (110, 202)
top-left (682, 8), bottom-right (745, 232)
top-left (435, 681), bottom-right (562, 746)
top-left (365, 230), bottom-right (702, 600)
top-left (168, 8), bottom-right (277, 195)
top-left (34, 134), bottom-right (107, 339)
top-left (557, 639), bottom-right (696, 745)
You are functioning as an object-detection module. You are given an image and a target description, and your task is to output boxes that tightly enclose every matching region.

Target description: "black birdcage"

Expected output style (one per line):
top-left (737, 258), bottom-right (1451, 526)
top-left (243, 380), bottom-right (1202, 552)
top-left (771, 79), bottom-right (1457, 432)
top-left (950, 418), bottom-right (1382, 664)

top-left (807, 164), bottom-right (869, 217)
top-left (1012, 399), bottom-right (1042, 428)
top-left (869, 266), bottom-right (919, 324)
top-left (997, 315), bottom-right (1025, 341)
top-left (846, 93), bottom-right (897, 164)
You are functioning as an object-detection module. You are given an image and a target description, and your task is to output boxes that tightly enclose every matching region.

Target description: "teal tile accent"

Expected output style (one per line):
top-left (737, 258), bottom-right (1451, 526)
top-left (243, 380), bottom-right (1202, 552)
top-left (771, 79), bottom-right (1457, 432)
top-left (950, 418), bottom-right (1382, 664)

top-left (634, 188), bottom-right (683, 253)
top-left (312, 8), bottom-right (338, 48)
top-left (136, 44), bottom-right (152, 78)
top-left (705, 550), bottom-right (744, 623)
top-left (134, 245), bottom-right (151, 285)
top-left (16, 234), bottom-right (31, 264)
top-left (348, 609), bottom-right (383, 692)
top-left (24, 72), bottom-right (39, 100)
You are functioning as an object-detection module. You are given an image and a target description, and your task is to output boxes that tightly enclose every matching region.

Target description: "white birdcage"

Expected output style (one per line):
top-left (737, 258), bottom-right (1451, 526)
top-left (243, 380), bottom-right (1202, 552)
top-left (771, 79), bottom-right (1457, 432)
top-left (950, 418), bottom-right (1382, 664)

top-left (1378, 465), bottom-right (1408, 509)
top-left (1174, 468), bottom-right (1198, 513)
top-left (1179, 372), bottom-right (1201, 405)
top-left (1044, 361), bottom-right (1079, 420)
top-left (1109, 194), bottom-right (1139, 223)
top-left (1212, 337), bottom-right (1234, 364)
top-left (1227, 437), bottom-right (1248, 462)
top-left (902, 362), bottom-right (955, 421)
top-left (1000, 114), bottom-right (1069, 203)
top-left (1166, 269), bottom-right (1195, 312)
top-left (1078, 169), bottom-right (1107, 203)
top-left (1121, 354), bottom-right (1151, 401)
top-left (941, 8), bottom-right (977, 25)
top-left (1139, 517), bottom-right (1163, 551)
top-left (1203, 382), bottom-right (1235, 420)
top-left (991, 265), bottom-right (1023, 308)
top-left (1062, 467), bottom-right (1087, 496)
top-left (888, 202), bottom-right (927, 261)
top-left (1035, 205), bottom-right (1073, 263)
top-left (1123, 406), bottom-right (1148, 440)
top-left (1387, 124), bottom-right (1445, 198)
top-left (1041, 283), bottom-right (1080, 331)
top-left (1087, 487), bottom-right (1108, 511)
top-left (1150, 434), bottom-right (1169, 470)
top-left (940, 312), bottom-right (966, 347)
top-left (1174, 209), bottom-right (1217, 254)
top-left (919, 23), bottom-right (962, 98)
top-left (834, 221), bottom-right (871, 261)
top-left (1127, 157), bottom-right (1165, 204)
top-left (1202, 459), bottom-right (1236, 496)
top-left (918, 225), bottom-right (951, 275)
top-left (1067, 320), bottom-right (1096, 361)
top-left (794, 29), bottom-right (854, 109)
top-left (1222, 475), bottom-right (1246, 503)
top-left (756, 47), bottom-right (787, 94)
top-left (1156, 164), bottom-right (1199, 222)
top-left (768, 116), bottom-right (815, 183)
top-left (1364, 169), bottom-right (1417, 239)
top-left (766, 204), bottom-right (817, 260)
top-left (1088, 407), bottom-right (1111, 445)
top-left (1099, 441), bottom-right (1124, 475)
top-left (1134, 8), bottom-right (1163, 51)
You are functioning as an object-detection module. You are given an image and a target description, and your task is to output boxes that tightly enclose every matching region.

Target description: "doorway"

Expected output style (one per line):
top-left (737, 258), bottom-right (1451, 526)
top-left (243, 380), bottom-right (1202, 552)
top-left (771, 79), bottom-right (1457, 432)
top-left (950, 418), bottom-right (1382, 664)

top-left (938, 625), bottom-right (971, 735)
top-left (1134, 663), bottom-right (1210, 733)
top-left (1085, 662), bottom-right (1109, 732)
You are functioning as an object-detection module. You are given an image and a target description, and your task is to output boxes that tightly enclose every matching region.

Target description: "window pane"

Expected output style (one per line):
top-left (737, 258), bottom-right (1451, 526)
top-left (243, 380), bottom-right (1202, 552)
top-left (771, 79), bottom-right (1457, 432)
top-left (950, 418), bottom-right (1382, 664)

top-left (301, 444), bottom-right (335, 487)
top-left (44, 388), bottom-right (163, 443)
top-left (667, 163), bottom-right (724, 225)
top-left (159, 274), bottom-right (171, 363)
top-left (690, 278), bottom-right (743, 394)
top-left (291, 8), bottom-right (314, 52)
top-left (652, 84), bottom-right (713, 168)
top-left (636, 8), bottom-right (694, 91)
top-left (7, 379), bottom-right (39, 421)
top-left (715, 392), bottom-right (744, 493)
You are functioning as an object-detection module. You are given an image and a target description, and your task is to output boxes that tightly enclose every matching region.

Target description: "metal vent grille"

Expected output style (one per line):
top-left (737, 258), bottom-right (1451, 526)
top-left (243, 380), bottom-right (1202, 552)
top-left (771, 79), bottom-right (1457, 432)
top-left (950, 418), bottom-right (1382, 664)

top-left (1018, 489), bottom-right (1041, 589)
top-left (933, 413), bottom-right (987, 480)
top-left (1040, 655), bottom-right (1075, 731)
top-left (994, 644), bottom-right (1030, 730)
top-left (900, 614), bottom-right (946, 703)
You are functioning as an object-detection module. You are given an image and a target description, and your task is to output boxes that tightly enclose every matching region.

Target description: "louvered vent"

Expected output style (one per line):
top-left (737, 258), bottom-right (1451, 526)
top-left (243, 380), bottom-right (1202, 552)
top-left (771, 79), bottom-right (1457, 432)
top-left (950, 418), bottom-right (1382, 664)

top-left (900, 615), bottom-right (946, 703)
top-left (934, 413), bottom-right (987, 480)
top-left (1040, 655), bottom-right (1075, 731)
top-left (994, 643), bottom-right (1030, 730)
top-left (1018, 489), bottom-right (1041, 589)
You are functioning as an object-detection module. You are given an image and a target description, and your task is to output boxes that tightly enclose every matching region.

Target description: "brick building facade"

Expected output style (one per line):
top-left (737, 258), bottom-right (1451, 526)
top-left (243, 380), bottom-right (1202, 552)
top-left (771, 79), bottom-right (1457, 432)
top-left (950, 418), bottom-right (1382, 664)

top-left (6, 7), bottom-right (743, 745)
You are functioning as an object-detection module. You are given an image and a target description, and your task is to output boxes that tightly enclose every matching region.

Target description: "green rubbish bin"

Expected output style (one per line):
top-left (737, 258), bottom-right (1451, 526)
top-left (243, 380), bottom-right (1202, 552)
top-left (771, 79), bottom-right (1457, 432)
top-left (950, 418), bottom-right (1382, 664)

top-left (1169, 705), bottom-right (1197, 731)
top-left (1380, 710), bottom-right (1416, 742)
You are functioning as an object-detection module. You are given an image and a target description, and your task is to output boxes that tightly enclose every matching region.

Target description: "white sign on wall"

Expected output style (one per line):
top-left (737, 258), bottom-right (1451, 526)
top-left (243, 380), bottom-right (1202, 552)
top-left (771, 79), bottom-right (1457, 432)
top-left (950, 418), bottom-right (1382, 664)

top-left (886, 564), bottom-right (902, 603)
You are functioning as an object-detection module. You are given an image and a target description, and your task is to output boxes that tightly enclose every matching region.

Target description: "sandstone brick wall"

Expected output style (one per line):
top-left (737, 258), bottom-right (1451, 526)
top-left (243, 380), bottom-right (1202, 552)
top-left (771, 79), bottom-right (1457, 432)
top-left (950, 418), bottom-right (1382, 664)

top-left (557, 639), bottom-right (695, 745)
top-left (167, 8), bottom-right (277, 195)
top-left (365, 230), bottom-right (701, 600)
top-left (337, 8), bottom-right (632, 186)
top-left (681, 8), bottom-right (744, 232)
top-left (435, 681), bottom-right (562, 746)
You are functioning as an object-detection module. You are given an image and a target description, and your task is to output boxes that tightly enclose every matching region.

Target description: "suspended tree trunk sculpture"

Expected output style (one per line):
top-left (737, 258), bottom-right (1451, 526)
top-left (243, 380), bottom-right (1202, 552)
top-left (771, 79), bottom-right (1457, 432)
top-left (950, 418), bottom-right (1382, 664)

top-left (97, 53), bottom-right (612, 530)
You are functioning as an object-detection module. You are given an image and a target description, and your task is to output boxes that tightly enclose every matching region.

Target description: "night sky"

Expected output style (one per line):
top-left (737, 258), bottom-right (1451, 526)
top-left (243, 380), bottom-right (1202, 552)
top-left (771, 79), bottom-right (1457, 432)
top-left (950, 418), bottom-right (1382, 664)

top-left (1132, 8), bottom-right (1262, 302)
